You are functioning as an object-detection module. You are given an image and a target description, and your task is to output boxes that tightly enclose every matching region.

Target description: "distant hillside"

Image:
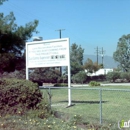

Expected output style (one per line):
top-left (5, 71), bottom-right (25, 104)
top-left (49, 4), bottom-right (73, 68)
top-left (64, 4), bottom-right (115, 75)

top-left (83, 54), bottom-right (118, 69)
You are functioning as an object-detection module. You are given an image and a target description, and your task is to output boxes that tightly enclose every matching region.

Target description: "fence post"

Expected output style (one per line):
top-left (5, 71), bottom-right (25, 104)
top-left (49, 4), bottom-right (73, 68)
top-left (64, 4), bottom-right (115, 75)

top-left (99, 88), bottom-right (102, 124)
top-left (48, 87), bottom-right (52, 110)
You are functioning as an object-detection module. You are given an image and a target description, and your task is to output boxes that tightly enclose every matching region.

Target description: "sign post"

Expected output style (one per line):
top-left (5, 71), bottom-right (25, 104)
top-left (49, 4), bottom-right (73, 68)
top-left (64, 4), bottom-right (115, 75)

top-left (26, 38), bottom-right (71, 106)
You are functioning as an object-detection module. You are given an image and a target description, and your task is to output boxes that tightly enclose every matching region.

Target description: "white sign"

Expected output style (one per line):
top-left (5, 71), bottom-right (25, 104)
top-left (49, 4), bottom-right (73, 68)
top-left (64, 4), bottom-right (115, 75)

top-left (26, 38), bottom-right (71, 106)
top-left (26, 39), bottom-right (69, 68)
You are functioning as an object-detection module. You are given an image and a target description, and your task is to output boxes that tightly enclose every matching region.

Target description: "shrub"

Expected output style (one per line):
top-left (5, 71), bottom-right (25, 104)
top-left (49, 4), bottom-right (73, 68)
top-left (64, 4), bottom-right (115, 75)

top-left (120, 72), bottom-right (130, 82)
top-left (0, 78), bottom-right (49, 116)
top-left (30, 68), bottom-right (60, 83)
top-left (91, 75), bottom-right (106, 81)
top-left (57, 75), bottom-right (68, 83)
top-left (72, 71), bottom-right (87, 84)
top-left (89, 81), bottom-right (100, 86)
top-left (106, 71), bottom-right (120, 82)
top-left (2, 69), bottom-right (26, 79)
top-left (54, 83), bottom-right (68, 87)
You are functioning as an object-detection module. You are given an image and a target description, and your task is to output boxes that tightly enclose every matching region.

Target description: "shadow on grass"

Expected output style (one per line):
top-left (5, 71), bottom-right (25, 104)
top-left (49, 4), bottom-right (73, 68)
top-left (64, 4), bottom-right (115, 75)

top-left (59, 100), bottom-right (108, 104)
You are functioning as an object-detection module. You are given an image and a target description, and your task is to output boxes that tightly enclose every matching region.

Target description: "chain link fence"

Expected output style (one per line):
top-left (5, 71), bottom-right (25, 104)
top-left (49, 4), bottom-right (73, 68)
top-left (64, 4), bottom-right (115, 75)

top-left (41, 86), bottom-right (130, 128)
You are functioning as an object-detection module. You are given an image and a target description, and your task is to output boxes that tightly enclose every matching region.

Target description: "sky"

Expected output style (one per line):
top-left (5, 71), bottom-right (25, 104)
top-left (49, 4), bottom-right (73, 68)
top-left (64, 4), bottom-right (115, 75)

top-left (1, 0), bottom-right (130, 56)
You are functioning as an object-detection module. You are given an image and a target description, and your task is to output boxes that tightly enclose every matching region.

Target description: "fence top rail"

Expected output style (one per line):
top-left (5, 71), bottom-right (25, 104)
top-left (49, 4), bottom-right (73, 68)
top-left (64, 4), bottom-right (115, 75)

top-left (39, 86), bottom-right (130, 92)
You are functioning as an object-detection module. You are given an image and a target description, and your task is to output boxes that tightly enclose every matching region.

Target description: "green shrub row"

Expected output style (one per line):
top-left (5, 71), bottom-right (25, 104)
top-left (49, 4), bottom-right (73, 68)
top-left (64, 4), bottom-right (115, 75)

top-left (106, 71), bottom-right (130, 82)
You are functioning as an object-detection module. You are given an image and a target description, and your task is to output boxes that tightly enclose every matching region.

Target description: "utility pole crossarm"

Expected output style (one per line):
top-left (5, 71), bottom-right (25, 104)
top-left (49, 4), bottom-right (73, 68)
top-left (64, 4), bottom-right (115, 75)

top-left (94, 47), bottom-right (105, 67)
top-left (55, 29), bottom-right (65, 38)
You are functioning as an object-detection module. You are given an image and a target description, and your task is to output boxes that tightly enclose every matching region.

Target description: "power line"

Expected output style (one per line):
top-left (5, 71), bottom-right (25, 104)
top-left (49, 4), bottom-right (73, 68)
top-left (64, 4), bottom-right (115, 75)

top-left (4, 1), bottom-right (92, 48)
top-left (8, 2), bottom-right (57, 30)
top-left (2, 1), bottom-right (96, 54)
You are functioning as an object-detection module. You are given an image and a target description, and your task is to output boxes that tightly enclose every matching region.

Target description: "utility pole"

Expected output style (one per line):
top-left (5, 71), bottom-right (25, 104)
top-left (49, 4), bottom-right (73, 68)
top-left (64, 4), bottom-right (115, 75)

top-left (95, 46), bottom-right (100, 65)
top-left (100, 47), bottom-right (105, 68)
top-left (55, 29), bottom-right (65, 38)
top-left (55, 29), bottom-right (65, 76)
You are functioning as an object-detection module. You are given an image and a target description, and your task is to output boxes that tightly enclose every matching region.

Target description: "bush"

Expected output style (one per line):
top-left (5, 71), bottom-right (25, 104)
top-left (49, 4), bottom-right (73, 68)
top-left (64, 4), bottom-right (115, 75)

top-left (30, 68), bottom-right (60, 83)
top-left (54, 83), bottom-right (68, 87)
top-left (2, 69), bottom-right (26, 79)
top-left (120, 72), bottom-right (130, 82)
top-left (57, 75), bottom-right (68, 83)
top-left (106, 71), bottom-right (120, 82)
top-left (89, 81), bottom-right (100, 86)
top-left (72, 71), bottom-right (87, 84)
top-left (0, 78), bottom-right (49, 116)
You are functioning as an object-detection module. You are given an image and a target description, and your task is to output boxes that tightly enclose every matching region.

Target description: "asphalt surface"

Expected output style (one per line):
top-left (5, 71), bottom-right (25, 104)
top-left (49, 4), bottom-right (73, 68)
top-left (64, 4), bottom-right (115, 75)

top-left (39, 83), bottom-right (130, 88)
top-left (71, 83), bottom-right (130, 87)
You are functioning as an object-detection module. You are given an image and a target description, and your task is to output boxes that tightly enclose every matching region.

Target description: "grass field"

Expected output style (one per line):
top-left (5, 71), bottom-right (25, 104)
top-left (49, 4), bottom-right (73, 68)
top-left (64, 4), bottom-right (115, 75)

top-left (41, 85), bottom-right (130, 129)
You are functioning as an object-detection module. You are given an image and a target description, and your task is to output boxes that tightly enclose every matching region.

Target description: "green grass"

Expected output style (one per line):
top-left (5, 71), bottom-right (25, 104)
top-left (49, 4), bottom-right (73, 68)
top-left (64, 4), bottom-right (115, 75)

top-left (1, 85), bottom-right (129, 130)
top-left (42, 85), bottom-right (130, 129)
top-left (0, 113), bottom-right (80, 130)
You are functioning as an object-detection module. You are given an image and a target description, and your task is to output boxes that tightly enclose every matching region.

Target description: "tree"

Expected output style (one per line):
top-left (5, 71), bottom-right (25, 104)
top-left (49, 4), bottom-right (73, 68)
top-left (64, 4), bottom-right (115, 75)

top-left (0, 12), bottom-right (38, 54)
top-left (98, 63), bottom-right (104, 69)
top-left (120, 72), bottom-right (130, 82)
top-left (83, 58), bottom-right (99, 73)
top-left (0, 5), bottom-right (38, 73)
top-left (71, 71), bottom-right (86, 84)
top-left (70, 43), bottom-right (84, 75)
top-left (1, 69), bottom-right (26, 79)
top-left (113, 34), bottom-right (130, 72)
top-left (106, 71), bottom-right (120, 82)
top-left (0, 0), bottom-right (7, 5)
top-left (57, 73), bottom-right (68, 84)
top-left (30, 68), bottom-right (61, 83)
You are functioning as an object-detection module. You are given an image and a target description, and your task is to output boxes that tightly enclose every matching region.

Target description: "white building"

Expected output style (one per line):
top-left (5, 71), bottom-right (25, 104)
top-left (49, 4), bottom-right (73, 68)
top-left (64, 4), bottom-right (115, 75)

top-left (85, 68), bottom-right (113, 76)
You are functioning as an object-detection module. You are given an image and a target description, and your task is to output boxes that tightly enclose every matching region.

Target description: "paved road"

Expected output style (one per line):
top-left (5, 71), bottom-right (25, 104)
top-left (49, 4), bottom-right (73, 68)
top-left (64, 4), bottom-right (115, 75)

top-left (39, 83), bottom-right (130, 88)
top-left (101, 83), bottom-right (130, 86)
top-left (72, 83), bottom-right (130, 87)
